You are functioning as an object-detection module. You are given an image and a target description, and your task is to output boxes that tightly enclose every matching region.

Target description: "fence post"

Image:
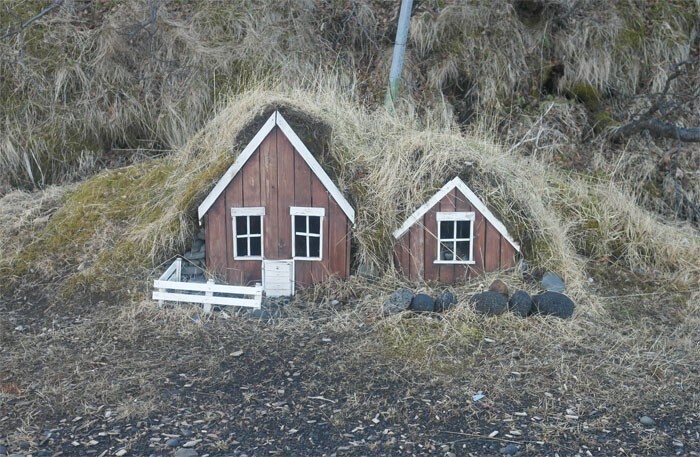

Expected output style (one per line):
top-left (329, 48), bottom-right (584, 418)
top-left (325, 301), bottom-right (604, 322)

top-left (254, 282), bottom-right (263, 309)
top-left (203, 279), bottom-right (214, 313)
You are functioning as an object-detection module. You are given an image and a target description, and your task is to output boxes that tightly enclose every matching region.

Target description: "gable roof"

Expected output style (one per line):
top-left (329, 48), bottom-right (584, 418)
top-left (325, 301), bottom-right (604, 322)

top-left (198, 111), bottom-right (355, 223)
top-left (393, 176), bottom-right (520, 252)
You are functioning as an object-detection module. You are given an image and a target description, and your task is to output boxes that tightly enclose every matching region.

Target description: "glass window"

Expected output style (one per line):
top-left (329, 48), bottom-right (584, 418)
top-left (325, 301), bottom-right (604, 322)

top-left (234, 215), bottom-right (263, 258)
top-left (436, 213), bottom-right (474, 263)
top-left (293, 214), bottom-right (322, 259)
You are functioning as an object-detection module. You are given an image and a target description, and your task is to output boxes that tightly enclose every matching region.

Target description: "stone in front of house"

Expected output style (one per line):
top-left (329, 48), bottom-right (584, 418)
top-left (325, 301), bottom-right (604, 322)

top-left (508, 290), bottom-right (533, 317)
top-left (471, 291), bottom-right (508, 316)
top-left (488, 279), bottom-right (510, 297)
top-left (410, 293), bottom-right (435, 313)
top-left (532, 291), bottom-right (575, 318)
top-left (382, 288), bottom-right (414, 316)
top-left (541, 271), bottom-right (565, 292)
top-left (434, 290), bottom-right (457, 312)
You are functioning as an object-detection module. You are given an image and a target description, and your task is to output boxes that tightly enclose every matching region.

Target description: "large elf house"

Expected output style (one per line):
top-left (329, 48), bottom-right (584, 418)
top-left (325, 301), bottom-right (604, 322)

top-left (393, 177), bottom-right (521, 283)
top-left (197, 111), bottom-right (354, 297)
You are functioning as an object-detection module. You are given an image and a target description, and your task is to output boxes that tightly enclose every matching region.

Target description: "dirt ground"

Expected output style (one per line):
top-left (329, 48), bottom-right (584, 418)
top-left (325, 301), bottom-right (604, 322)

top-left (1, 271), bottom-right (699, 457)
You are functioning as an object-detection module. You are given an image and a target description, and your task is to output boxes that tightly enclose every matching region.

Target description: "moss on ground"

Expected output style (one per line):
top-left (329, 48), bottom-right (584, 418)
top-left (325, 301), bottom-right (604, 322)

top-left (0, 160), bottom-right (181, 298)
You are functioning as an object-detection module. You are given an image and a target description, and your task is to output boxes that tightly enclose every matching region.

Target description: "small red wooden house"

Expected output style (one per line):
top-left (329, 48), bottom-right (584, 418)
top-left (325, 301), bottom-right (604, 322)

top-left (393, 177), bottom-right (520, 283)
top-left (197, 111), bottom-right (355, 296)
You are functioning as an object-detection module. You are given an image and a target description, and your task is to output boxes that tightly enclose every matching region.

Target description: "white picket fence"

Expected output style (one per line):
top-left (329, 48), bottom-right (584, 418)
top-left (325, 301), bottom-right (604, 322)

top-left (153, 258), bottom-right (262, 311)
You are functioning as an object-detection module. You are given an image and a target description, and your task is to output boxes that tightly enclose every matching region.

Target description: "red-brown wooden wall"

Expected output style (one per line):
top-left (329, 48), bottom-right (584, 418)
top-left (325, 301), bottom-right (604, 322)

top-left (394, 188), bottom-right (517, 283)
top-left (204, 126), bottom-right (351, 288)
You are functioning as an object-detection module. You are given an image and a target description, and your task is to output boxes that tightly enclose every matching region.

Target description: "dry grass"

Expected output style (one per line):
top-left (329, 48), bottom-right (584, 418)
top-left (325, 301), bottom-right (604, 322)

top-left (2, 0), bottom-right (697, 192)
top-left (2, 82), bottom-right (699, 316)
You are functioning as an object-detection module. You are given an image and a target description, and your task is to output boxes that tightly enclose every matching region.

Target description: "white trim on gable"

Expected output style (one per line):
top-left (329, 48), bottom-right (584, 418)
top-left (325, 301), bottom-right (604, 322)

top-left (198, 111), bottom-right (355, 224)
top-left (393, 176), bottom-right (521, 253)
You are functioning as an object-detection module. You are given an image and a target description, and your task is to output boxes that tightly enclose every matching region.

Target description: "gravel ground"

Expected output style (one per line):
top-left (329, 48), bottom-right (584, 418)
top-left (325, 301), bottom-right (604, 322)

top-left (1, 279), bottom-right (699, 457)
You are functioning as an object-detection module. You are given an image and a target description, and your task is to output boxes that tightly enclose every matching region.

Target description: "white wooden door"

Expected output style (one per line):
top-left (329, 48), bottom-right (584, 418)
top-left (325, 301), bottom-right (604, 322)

top-left (262, 260), bottom-right (294, 297)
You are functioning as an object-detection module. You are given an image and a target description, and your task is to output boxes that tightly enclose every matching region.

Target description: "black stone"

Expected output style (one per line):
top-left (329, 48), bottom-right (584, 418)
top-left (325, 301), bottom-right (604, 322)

top-left (434, 290), bottom-right (457, 312)
top-left (508, 290), bottom-right (533, 317)
top-left (0, 445), bottom-right (7, 454)
top-left (532, 291), bottom-right (575, 318)
top-left (410, 293), bottom-right (435, 313)
top-left (470, 291), bottom-right (508, 316)
top-left (18, 441), bottom-right (30, 450)
top-left (381, 288), bottom-right (414, 316)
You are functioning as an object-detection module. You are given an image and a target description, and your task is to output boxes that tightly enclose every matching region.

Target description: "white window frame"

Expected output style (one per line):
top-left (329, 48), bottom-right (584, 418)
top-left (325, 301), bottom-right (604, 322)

top-left (290, 207), bottom-right (325, 260)
top-left (231, 207), bottom-right (265, 260)
top-left (434, 211), bottom-right (475, 264)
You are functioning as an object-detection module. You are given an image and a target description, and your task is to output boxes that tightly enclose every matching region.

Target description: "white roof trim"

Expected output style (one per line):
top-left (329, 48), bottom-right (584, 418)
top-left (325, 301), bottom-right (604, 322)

top-left (198, 111), bottom-right (355, 224)
top-left (393, 177), bottom-right (521, 253)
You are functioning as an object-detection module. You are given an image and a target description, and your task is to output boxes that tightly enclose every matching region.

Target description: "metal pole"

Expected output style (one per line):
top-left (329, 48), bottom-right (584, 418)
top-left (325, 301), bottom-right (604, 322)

top-left (385, 0), bottom-right (414, 111)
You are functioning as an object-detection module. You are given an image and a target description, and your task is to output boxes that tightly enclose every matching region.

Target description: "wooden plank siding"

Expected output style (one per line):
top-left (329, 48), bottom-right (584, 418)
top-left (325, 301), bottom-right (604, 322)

top-left (395, 188), bottom-right (518, 283)
top-left (204, 126), bottom-right (351, 290)
top-left (276, 128), bottom-right (294, 259)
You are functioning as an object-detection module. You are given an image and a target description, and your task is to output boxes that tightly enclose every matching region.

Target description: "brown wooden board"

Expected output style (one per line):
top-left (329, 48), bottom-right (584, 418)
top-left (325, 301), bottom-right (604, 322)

top-left (438, 191), bottom-right (455, 284)
top-left (395, 234), bottom-right (410, 277)
top-left (205, 202), bottom-right (226, 280)
top-left (260, 128), bottom-right (278, 260)
top-left (311, 173), bottom-right (329, 282)
top-left (500, 237), bottom-right (516, 269)
top-left (240, 149), bottom-right (262, 285)
top-left (328, 198), bottom-right (349, 278)
top-left (472, 208), bottom-right (486, 275)
top-left (408, 221), bottom-right (424, 281)
top-left (225, 173), bottom-right (244, 284)
top-left (276, 128), bottom-right (294, 259)
top-left (454, 190), bottom-right (473, 282)
top-left (293, 147), bottom-right (313, 286)
top-left (485, 223), bottom-right (502, 271)
top-left (423, 204), bottom-right (439, 281)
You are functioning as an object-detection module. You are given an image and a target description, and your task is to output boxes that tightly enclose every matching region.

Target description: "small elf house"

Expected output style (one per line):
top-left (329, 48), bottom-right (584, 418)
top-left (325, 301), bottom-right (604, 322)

top-left (393, 177), bottom-right (520, 283)
top-left (198, 111), bottom-right (354, 296)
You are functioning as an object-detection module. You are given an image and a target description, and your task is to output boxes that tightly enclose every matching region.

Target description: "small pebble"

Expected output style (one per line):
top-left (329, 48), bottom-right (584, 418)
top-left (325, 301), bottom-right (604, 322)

top-left (640, 416), bottom-right (656, 426)
top-left (500, 443), bottom-right (519, 455)
top-left (181, 429), bottom-right (194, 438)
top-left (166, 438), bottom-right (180, 447)
top-left (0, 445), bottom-right (7, 454)
top-left (18, 442), bottom-right (29, 450)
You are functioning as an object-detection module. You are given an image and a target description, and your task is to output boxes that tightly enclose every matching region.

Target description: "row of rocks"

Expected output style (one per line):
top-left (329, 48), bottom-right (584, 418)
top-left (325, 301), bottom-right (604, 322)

top-left (471, 289), bottom-right (575, 319)
top-left (382, 279), bottom-right (576, 319)
top-left (381, 288), bottom-right (457, 315)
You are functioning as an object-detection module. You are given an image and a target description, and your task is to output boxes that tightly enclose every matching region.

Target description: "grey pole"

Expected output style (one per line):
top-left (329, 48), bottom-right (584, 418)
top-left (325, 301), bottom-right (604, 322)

top-left (385, 0), bottom-right (414, 111)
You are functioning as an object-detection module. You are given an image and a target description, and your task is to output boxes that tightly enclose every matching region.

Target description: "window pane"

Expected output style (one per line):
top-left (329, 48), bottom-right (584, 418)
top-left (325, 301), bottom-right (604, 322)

top-left (295, 234), bottom-right (307, 257)
top-left (309, 216), bottom-right (320, 234)
top-left (440, 220), bottom-right (454, 239)
top-left (309, 236), bottom-right (320, 257)
top-left (236, 237), bottom-right (248, 256)
top-left (236, 216), bottom-right (247, 235)
top-left (439, 242), bottom-right (453, 261)
top-left (456, 241), bottom-right (470, 261)
top-left (295, 215), bottom-right (306, 233)
top-left (250, 236), bottom-right (261, 256)
top-left (249, 216), bottom-right (261, 235)
top-left (456, 220), bottom-right (471, 239)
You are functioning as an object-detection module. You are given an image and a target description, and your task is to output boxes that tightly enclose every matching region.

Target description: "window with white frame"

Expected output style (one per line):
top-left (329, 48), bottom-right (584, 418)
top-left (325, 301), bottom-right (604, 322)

top-left (290, 207), bottom-right (324, 260)
top-left (231, 207), bottom-right (265, 259)
top-left (436, 212), bottom-right (475, 263)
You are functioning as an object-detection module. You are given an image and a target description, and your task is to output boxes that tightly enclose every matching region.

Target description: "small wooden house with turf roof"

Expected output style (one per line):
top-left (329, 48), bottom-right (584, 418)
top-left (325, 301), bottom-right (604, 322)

top-left (393, 177), bottom-right (520, 283)
top-left (198, 111), bottom-right (354, 296)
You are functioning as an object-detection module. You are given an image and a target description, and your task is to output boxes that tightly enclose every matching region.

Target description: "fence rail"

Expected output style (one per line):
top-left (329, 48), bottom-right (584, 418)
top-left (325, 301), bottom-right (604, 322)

top-left (153, 258), bottom-right (262, 311)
